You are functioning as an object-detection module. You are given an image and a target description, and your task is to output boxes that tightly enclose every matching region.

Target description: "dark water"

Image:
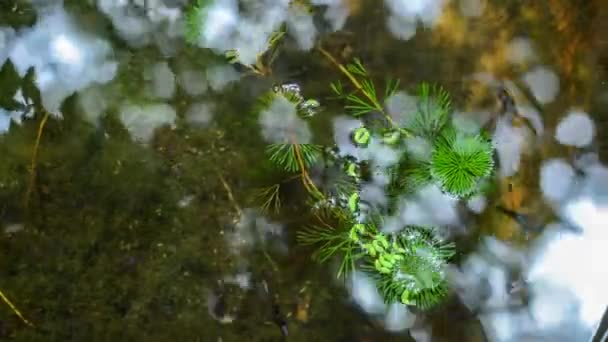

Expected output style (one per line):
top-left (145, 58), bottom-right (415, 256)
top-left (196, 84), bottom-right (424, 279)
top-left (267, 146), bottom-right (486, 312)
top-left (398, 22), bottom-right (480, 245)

top-left (1, 0), bottom-right (607, 341)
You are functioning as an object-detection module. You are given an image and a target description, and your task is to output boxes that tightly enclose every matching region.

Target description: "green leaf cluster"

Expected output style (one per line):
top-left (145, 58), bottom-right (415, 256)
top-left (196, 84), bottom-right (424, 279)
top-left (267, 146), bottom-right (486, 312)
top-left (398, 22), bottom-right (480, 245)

top-left (430, 127), bottom-right (494, 197)
top-left (328, 58), bottom-right (494, 200)
top-left (373, 226), bottom-right (455, 309)
top-left (330, 58), bottom-right (400, 118)
top-left (260, 87), bottom-right (323, 174)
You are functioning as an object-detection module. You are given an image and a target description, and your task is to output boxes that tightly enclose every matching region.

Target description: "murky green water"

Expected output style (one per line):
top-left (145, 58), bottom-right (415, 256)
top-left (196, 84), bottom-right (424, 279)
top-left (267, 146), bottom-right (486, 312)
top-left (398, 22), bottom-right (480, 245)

top-left (1, 0), bottom-right (607, 341)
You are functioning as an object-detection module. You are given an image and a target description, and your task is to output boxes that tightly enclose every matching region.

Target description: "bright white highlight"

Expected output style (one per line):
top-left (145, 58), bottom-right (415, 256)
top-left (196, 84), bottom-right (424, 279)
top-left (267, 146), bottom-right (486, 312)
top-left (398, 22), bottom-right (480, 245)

top-left (555, 110), bottom-right (596, 148)
top-left (50, 34), bottom-right (82, 65)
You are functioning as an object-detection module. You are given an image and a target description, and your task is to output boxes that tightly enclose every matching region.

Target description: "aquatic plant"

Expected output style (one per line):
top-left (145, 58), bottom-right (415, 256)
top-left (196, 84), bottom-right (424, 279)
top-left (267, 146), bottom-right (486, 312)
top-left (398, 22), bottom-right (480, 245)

top-left (430, 128), bottom-right (494, 198)
top-left (323, 53), bottom-right (403, 132)
top-left (372, 226), bottom-right (455, 309)
top-left (266, 143), bottom-right (322, 173)
top-left (256, 54), bottom-right (495, 310)
top-left (296, 210), bottom-right (362, 279)
top-left (405, 82), bottom-right (451, 139)
top-left (253, 85), bottom-right (325, 208)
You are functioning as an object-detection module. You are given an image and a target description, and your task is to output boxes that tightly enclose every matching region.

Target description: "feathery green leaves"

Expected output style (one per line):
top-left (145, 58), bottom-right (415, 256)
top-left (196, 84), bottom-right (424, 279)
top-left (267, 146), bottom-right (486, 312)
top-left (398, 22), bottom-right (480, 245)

top-left (401, 161), bottom-right (433, 192)
top-left (330, 59), bottom-right (400, 118)
top-left (297, 221), bottom-right (361, 279)
top-left (254, 184), bottom-right (282, 214)
top-left (404, 83), bottom-right (451, 138)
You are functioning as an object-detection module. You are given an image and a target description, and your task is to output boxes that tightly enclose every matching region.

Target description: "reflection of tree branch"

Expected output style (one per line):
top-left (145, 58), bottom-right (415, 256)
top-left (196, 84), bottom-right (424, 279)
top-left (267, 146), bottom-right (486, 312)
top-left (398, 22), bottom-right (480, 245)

top-left (509, 79), bottom-right (546, 117)
top-left (24, 111), bottom-right (50, 210)
top-left (215, 169), bottom-right (242, 218)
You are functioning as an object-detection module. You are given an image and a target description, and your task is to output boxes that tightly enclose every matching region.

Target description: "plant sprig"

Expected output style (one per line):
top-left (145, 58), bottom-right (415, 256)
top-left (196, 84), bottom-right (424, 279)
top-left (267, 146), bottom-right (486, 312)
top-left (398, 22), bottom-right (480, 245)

top-left (254, 183), bottom-right (282, 214)
top-left (266, 143), bottom-right (322, 173)
top-left (319, 48), bottom-right (408, 136)
top-left (297, 219), bottom-right (362, 279)
top-left (257, 54), bottom-right (496, 311)
top-left (407, 82), bottom-right (452, 139)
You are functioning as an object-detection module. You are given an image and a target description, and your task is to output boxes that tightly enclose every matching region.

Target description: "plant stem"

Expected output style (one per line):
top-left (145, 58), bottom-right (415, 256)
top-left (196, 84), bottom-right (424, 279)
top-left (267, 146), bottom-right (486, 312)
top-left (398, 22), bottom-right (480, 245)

top-left (215, 169), bottom-right (243, 218)
top-left (317, 46), bottom-right (411, 137)
top-left (24, 111), bottom-right (50, 210)
top-left (0, 289), bottom-right (34, 327)
top-left (293, 143), bottom-right (324, 200)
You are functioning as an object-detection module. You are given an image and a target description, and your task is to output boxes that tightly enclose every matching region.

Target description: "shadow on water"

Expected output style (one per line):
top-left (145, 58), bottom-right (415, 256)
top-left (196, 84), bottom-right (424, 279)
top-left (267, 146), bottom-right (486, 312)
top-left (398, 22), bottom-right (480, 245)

top-left (1, 0), bottom-right (608, 340)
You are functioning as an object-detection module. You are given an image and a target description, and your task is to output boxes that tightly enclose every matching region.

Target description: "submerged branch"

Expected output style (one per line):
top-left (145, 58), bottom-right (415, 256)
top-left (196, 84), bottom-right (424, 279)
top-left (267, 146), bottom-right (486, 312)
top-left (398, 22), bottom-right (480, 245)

top-left (0, 289), bottom-right (34, 327)
top-left (215, 170), bottom-right (243, 218)
top-left (316, 46), bottom-right (411, 137)
top-left (292, 143), bottom-right (323, 200)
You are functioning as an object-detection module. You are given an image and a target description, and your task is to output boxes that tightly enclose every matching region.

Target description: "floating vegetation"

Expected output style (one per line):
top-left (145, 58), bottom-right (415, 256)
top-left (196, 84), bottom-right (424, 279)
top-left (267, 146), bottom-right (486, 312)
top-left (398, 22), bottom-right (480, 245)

top-left (1, 0), bottom-right (598, 339)
top-left (266, 143), bottom-right (322, 173)
top-left (372, 226), bottom-right (455, 309)
top-left (257, 54), bottom-right (496, 309)
top-left (406, 82), bottom-right (451, 139)
top-left (296, 213), bottom-right (361, 279)
top-left (430, 128), bottom-right (494, 198)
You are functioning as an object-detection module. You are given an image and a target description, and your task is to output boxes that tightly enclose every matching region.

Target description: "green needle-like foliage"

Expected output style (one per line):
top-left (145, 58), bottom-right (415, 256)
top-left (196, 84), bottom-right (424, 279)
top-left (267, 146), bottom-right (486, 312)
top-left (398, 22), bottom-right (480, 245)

top-left (404, 83), bottom-right (451, 138)
top-left (254, 184), bottom-right (282, 214)
top-left (297, 216), bottom-right (362, 279)
top-left (400, 160), bottom-right (433, 194)
top-left (329, 59), bottom-right (400, 118)
top-left (386, 155), bottom-right (431, 200)
top-left (184, 0), bottom-right (210, 45)
top-left (430, 128), bottom-right (494, 198)
top-left (266, 143), bottom-right (322, 173)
